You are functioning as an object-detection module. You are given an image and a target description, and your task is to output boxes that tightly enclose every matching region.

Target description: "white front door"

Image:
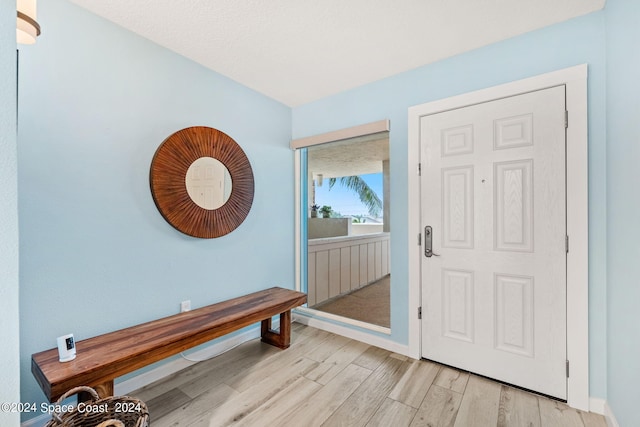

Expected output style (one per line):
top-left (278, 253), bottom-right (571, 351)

top-left (420, 86), bottom-right (567, 399)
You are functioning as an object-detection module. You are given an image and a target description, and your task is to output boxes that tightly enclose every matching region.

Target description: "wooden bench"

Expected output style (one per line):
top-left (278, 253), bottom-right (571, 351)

top-left (32, 287), bottom-right (306, 402)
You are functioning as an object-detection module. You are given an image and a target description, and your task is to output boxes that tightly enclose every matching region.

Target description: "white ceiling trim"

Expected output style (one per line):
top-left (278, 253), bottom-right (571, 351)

top-left (291, 119), bottom-right (389, 149)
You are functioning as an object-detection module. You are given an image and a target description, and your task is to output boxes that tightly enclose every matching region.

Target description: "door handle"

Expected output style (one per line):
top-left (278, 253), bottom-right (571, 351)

top-left (424, 226), bottom-right (441, 258)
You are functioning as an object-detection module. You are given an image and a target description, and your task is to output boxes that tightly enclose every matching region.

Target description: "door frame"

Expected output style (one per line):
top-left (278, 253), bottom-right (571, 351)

top-left (407, 64), bottom-right (589, 410)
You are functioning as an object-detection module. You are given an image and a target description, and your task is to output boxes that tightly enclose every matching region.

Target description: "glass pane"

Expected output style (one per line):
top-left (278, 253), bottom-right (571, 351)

top-left (302, 134), bottom-right (391, 328)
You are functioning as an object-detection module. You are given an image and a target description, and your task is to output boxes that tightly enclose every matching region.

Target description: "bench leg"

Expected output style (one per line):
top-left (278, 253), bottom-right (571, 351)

top-left (261, 310), bottom-right (291, 349)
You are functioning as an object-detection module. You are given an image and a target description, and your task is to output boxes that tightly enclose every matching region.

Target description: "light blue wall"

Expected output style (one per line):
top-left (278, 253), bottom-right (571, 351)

top-left (18, 0), bottom-right (292, 418)
top-left (293, 11), bottom-right (608, 399)
top-left (0, 1), bottom-right (21, 426)
top-left (605, 1), bottom-right (640, 426)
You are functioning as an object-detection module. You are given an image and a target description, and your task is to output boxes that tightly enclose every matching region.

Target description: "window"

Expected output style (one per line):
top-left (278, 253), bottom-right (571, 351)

top-left (293, 120), bottom-right (391, 332)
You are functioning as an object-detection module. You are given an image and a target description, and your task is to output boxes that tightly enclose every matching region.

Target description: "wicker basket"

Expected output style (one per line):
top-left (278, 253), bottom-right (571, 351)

top-left (44, 386), bottom-right (149, 427)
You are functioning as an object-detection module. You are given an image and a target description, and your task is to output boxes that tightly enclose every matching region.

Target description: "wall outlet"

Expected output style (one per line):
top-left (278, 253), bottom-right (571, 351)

top-left (180, 300), bottom-right (191, 313)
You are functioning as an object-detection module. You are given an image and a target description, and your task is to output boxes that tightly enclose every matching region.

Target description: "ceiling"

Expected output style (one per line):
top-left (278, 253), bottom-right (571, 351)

top-left (308, 133), bottom-right (389, 178)
top-left (68, 0), bottom-right (605, 107)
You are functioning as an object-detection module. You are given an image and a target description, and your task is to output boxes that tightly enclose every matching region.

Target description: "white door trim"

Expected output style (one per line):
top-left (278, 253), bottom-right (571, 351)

top-left (407, 64), bottom-right (589, 410)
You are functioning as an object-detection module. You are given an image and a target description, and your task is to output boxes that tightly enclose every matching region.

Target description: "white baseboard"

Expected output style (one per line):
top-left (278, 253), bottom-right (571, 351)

top-left (587, 398), bottom-right (621, 427)
top-left (21, 321), bottom-right (275, 427)
top-left (292, 312), bottom-right (410, 356)
top-left (590, 397), bottom-right (606, 415)
top-left (294, 307), bottom-right (391, 335)
top-left (604, 401), bottom-right (620, 427)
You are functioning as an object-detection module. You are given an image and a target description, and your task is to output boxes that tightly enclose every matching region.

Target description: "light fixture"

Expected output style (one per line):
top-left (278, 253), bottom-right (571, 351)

top-left (17, 0), bottom-right (41, 45)
top-left (317, 174), bottom-right (323, 187)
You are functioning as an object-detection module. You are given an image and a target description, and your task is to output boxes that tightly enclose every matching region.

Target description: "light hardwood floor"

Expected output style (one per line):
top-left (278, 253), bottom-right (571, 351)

top-left (130, 324), bottom-right (606, 427)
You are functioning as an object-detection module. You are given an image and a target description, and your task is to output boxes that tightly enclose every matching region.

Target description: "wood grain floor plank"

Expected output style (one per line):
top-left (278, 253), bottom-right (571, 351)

top-left (280, 363), bottom-right (372, 427)
top-left (151, 383), bottom-right (238, 427)
top-left (390, 353), bottom-right (410, 361)
top-left (434, 366), bottom-right (470, 394)
top-left (130, 325), bottom-right (605, 427)
top-left (145, 387), bottom-right (192, 421)
top-left (131, 339), bottom-right (279, 402)
top-left (304, 339), bottom-right (370, 385)
top-left (222, 332), bottom-right (329, 393)
top-left (292, 321), bottom-right (306, 333)
top-left (366, 398), bottom-right (417, 427)
top-left (497, 385), bottom-right (542, 427)
top-left (173, 341), bottom-right (282, 399)
top-left (352, 345), bottom-right (392, 371)
top-left (322, 355), bottom-right (410, 427)
top-left (389, 359), bottom-right (441, 408)
top-left (135, 323), bottom-right (321, 401)
top-left (219, 357), bottom-right (318, 426)
top-left (410, 385), bottom-right (463, 427)
top-left (538, 397), bottom-right (589, 427)
top-left (304, 332), bottom-right (351, 362)
top-left (453, 375), bottom-right (501, 427)
top-left (580, 410), bottom-right (608, 427)
top-left (190, 356), bottom-right (319, 426)
top-left (232, 376), bottom-right (321, 427)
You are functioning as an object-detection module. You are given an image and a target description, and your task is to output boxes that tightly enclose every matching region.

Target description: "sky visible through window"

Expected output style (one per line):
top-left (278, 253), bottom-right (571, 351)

top-left (313, 172), bottom-right (383, 217)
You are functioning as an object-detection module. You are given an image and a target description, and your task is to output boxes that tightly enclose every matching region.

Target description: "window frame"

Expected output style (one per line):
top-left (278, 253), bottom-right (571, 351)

top-left (292, 120), bottom-right (392, 334)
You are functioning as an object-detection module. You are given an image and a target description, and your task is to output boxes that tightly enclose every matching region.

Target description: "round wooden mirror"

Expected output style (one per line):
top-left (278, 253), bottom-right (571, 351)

top-left (150, 126), bottom-right (254, 238)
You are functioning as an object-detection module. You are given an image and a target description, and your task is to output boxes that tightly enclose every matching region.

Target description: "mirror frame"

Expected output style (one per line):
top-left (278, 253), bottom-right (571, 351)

top-left (150, 126), bottom-right (254, 238)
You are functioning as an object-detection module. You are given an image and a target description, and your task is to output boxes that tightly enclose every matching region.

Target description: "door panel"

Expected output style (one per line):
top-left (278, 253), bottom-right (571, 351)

top-left (420, 86), bottom-right (567, 399)
top-left (442, 166), bottom-right (474, 249)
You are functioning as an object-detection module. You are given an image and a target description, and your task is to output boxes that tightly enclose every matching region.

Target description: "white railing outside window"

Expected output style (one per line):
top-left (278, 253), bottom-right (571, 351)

top-left (307, 232), bottom-right (390, 306)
